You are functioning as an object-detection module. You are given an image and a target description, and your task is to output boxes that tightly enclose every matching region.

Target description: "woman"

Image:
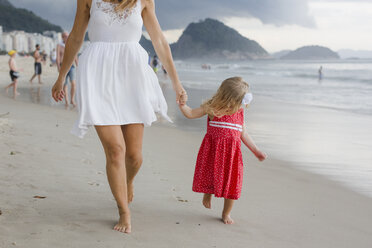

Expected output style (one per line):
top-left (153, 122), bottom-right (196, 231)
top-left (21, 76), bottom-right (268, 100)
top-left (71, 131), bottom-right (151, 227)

top-left (52, 0), bottom-right (187, 234)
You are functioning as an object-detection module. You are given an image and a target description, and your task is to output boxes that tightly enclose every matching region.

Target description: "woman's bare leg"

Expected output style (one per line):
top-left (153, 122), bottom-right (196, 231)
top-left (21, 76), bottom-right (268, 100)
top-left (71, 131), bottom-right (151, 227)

top-left (95, 126), bottom-right (131, 234)
top-left (121, 124), bottom-right (144, 203)
top-left (222, 199), bottom-right (235, 224)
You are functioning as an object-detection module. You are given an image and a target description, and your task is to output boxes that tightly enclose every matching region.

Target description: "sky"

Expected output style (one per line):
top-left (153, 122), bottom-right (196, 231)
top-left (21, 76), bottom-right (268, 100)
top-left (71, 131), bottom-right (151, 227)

top-left (10, 0), bottom-right (372, 53)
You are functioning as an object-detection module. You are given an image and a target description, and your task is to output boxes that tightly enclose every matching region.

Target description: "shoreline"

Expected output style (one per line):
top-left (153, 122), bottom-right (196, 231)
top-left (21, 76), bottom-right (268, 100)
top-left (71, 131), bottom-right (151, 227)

top-left (1, 91), bottom-right (372, 247)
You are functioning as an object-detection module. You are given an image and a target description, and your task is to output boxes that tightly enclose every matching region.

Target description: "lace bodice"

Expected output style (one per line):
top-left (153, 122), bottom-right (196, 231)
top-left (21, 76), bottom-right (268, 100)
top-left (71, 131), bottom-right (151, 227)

top-left (88, 0), bottom-right (143, 42)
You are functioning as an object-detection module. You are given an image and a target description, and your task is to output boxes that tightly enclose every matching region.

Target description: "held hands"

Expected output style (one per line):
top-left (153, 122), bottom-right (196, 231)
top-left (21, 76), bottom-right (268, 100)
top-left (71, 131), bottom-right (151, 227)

top-left (175, 84), bottom-right (188, 106)
top-left (51, 78), bottom-right (65, 102)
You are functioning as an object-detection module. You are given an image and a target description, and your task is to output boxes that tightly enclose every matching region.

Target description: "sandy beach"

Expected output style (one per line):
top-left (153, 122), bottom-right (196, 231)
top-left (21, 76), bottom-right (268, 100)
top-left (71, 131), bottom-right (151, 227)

top-left (1, 56), bottom-right (372, 247)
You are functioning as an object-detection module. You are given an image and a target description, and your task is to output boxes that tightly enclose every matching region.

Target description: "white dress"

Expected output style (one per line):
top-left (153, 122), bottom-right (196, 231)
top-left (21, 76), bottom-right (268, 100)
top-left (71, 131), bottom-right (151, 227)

top-left (71, 0), bottom-right (171, 138)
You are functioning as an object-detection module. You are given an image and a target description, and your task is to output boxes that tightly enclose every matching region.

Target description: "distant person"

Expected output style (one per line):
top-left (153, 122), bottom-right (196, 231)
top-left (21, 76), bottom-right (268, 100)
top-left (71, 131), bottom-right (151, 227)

top-left (41, 50), bottom-right (47, 65)
top-left (5, 50), bottom-right (21, 98)
top-left (162, 65), bottom-right (167, 76)
top-left (29, 44), bottom-right (43, 84)
top-left (50, 48), bottom-right (57, 67)
top-left (178, 77), bottom-right (267, 225)
top-left (57, 31), bottom-right (79, 108)
top-left (318, 66), bottom-right (323, 81)
top-left (151, 55), bottom-right (159, 73)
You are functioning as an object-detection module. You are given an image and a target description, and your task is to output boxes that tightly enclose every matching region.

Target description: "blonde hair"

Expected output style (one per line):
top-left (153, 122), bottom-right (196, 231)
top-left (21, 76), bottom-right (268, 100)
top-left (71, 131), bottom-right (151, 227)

top-left (202, 77), bottom-right (250, 118)
top-left (114, 0), bottom-right (137, 12)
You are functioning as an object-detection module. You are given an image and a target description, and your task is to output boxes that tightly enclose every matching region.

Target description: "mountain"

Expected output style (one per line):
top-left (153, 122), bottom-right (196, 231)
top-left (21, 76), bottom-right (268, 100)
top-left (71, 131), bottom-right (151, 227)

top-left (0, 0), bottom-right (62, 33)
top-left (170, 18), bottom-right (268, 60)
top-left (271, 50), bottom-right (291, 59)
top-left (338, 49), bottom-right (372, 59)
top-left (281, 46), bottom-right (340, 60)
top-left (140, 35), bottom-right (155, 56)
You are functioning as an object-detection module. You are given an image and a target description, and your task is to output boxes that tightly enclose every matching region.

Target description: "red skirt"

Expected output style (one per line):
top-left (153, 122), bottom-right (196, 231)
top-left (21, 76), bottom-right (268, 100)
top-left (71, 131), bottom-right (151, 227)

top-left (192, 134), bottom-right (243, 200)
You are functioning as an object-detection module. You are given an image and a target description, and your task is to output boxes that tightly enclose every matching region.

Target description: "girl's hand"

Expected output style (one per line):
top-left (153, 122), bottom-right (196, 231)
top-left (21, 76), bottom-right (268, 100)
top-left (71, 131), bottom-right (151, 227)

top-left (175, 84), bottom-right (188, 106)
top-left (51, 78), bottom-right (65, 102)
top-left (255, 150), bottom-right (267, 161)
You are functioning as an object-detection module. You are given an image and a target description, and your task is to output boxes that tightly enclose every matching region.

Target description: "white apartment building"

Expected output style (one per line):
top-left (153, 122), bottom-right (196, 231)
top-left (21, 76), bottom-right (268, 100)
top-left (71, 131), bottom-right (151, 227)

top-left (1, 26), bottom-right (62, 54)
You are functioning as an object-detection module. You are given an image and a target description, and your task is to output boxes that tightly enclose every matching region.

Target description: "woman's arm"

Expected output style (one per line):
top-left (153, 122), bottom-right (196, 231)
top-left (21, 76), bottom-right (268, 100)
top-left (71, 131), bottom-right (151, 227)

top-left (142, 0), bottom-right (187, 105)
top-left (52, 0), bottom-right (90, 102)
top-left (241, 124), bottom-right (267, 161)
top-left (179, 105), bottom-right (206, 119)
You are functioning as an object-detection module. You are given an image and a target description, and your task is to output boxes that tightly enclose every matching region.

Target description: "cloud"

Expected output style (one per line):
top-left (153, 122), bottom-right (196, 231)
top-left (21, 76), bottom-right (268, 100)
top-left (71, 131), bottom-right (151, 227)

top-left (11, 0), bottom-right (315, 30)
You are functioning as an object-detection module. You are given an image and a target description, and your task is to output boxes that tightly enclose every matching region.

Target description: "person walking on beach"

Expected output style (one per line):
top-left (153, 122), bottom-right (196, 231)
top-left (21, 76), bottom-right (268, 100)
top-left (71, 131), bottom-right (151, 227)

top-left (29, 44), bottom-right (43, 84)
top-left (57, 31), bottom-right (79, 108)
top-left (318, 66), bottom-right (323, 81)
top-left (5, 50), bottom-right (21, 98)
top-left (52, 0), bottom-right (187, 234)
top-left (151, 55), bottom-right (159, 73)
top-left (50, 48), bottom-right (57, 67)
top-left (178, 77), bottom-right (267, 224)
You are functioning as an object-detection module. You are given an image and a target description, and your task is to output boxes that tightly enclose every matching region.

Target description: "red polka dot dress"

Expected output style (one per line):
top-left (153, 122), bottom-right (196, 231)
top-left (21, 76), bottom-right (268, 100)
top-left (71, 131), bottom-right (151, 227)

top-left (193, 108), bottom-right (244, 200)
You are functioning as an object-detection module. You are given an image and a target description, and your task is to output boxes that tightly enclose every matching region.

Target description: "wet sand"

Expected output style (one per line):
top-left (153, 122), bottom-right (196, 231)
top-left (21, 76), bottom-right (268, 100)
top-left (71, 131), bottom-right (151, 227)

top-left (1, 56), bottom-right (372, 247)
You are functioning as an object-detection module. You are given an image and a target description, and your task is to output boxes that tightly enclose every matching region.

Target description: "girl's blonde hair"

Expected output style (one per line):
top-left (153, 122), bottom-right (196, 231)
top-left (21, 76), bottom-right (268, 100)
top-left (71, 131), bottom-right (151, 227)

top-left (202, 77), bottom-right (250, 118)
top-left (113, 0), bottom-right (137, 12)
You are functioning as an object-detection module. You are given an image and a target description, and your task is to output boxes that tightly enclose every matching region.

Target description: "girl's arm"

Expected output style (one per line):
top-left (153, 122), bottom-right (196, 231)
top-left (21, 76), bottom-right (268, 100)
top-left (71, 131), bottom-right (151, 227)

top-left (241, 124), bottom-right (267, 161)
top-left (179, 105), bottom-right (206, 119)
top-left (52, 0), bottom-right (90, 102)
top-left (142, 0), bottom-right (187, 105)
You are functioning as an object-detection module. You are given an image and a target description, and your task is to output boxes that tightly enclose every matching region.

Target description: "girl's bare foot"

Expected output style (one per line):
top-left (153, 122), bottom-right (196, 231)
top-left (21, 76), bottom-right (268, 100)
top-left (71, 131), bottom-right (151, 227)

top-left (114, 212), bottom-right (131, 234)
top-left (127, 183), bottom-right (134, 203)
top-left (71, 101), bottom-right (77, 108)
top-left (202, 194), bottom-right (212, 209)
top-left (222, 214), bottom-right (234, 224)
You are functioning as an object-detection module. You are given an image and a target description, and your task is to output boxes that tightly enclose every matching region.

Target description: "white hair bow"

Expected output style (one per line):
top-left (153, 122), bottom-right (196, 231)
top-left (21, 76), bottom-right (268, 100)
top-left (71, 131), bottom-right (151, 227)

top-left (242, 93), bottom-right (253, 105)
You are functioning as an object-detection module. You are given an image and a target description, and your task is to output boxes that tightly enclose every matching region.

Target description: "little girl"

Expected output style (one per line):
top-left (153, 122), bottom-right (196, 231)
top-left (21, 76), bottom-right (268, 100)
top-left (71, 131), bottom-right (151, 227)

top-left (179, 76), bottom-right (267, 224)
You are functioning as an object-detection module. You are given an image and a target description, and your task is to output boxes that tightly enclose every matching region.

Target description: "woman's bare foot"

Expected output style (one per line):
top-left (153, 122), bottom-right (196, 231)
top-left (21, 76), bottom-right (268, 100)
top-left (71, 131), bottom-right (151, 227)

top-left (127, 183), bottom-right (134, 203)
top-left (71, 101), bottom-right (77, 108)
top-left (114, 212), bottom-right (131, 234)
top-left (222, 214), bottom-right (234, 224)
top-left (202, 194), bottom-right (212, 209)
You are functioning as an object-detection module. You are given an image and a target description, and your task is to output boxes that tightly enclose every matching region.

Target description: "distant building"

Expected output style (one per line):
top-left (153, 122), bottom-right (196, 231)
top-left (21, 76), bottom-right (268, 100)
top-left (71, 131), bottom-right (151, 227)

top-left (1, 28), bottom-right (62, 54)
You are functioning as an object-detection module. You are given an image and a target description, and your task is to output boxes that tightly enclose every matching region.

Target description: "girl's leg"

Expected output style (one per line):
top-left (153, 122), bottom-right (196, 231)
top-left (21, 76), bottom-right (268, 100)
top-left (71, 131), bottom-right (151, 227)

top-left (222, 199), bottom-right (235, 224)
top-left (95, 126), bottom-right (131, 234)
top-left (203, 194), bottom-right (212, 209)
top-left (121, 124), bottom-right (144, 203)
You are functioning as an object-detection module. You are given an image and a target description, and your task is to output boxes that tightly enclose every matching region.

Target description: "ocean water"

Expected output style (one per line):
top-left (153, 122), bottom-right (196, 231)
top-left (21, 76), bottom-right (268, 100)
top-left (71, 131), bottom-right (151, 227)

top-left (174, 59), bottom-right (372, 116)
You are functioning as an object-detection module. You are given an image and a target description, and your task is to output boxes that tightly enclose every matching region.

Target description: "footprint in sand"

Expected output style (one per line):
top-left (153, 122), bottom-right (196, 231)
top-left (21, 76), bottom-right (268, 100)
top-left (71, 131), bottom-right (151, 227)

top-left (175, 196), bottom-right (188, 203)
top-left (88, 182), bottom-right (100, 186)
top-left (82, 159), bottom-right (92, 165)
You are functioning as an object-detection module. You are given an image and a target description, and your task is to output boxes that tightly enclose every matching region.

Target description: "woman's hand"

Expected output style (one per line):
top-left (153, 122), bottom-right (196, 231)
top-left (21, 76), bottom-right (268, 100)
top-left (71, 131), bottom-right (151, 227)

top-left (51, 78), bottom-right (65, 102)
top-left (175, 83), bottom-right (188, 106)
